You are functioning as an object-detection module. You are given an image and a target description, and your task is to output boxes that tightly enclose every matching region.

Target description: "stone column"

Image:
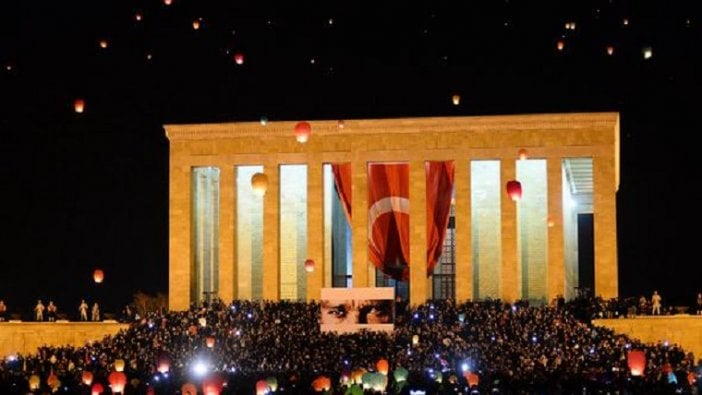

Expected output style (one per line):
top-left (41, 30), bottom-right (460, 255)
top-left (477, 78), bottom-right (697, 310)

top-left (351, 160), bottom-right (368, 287)
top-left (306, 158), bottom-right (324, 300)
top-left (593, 153), bottom-right (618, 298)
top-left (501, 159), bottom-right (519, 302)
top-left (169, 162), bottom-right (192, 311)
top-left (409, 160), bottom-right (428, 305)
top-left (218, 164), bottom-right (236, 303)
top-left (547, 157), bottom-right (565, 302)
top-left (454, 157), bottom-right (472, 301)
top-left (262, 163), bottom-right (280, 300)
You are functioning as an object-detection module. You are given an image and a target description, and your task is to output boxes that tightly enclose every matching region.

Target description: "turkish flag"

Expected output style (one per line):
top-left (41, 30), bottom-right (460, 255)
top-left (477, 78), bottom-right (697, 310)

top-left (367, 163), bottom-right (410, 280)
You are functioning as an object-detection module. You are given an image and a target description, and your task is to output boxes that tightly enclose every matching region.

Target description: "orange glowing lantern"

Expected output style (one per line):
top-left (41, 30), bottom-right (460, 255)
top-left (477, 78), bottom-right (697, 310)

top-left (47, 372), bottom-right (60, 389)
top-left (99, 39), bottom-right (108, 49)
top-left (192, 19), bottom-right (201, 30)
top-left (256, 379), bottom-right (269, 395)
top-left (311, 375), bottom-right (331, 392)
top-left (29, 374), bottom-right (40, 390)
top-left (93, 269), bottom-right (104, 283)
top-left (464, 371), bottom-right (479, 387)
top-left (181, 383), bottom-right (197, 395)
top-left (108, 371), bottom-right (127, 393)
top-left (91, 382), bottom-right (104, 395)
top-left (506, 180), bottom-right (523, 202)
top-left (557, 40), bottom-right (565, 51)
top-left (233, 52), bottom-right (244, 65)
top-left (146, 387), bottom-right (155, 395)
top-left (627, 350), bottom-right (646, 376)
top-left (518, 148), bottom-right (528, 160)
top-left (294, 121), bottom-right (311, 143)
top-left (451, 94), bottom-right (461, 106)
top-left (607, 45), bottom-right (614, 55)
top-left (412, 334), bottom-right (419, 346)
top-left (114, 358), bottom-right (125, 372)
top-left (547, 216), bottom-right (555, 228)
top-left (304, 258), bottom-right (315, 273)
top-left (163, 0), bottom-right (172, 5)
top-left (376, 358), bottom-right (389, 375)
top-left (206, 336), bottom-right (216, 348)
top-left (74, 98), bottom-right (86, 113)
top-left (251, 173), bottom-right (268, 196)
top-left (82, 370), bottom-right (94, 385)
top-left (135, 12), bottom-right (142, 21)
top-left (337, 119), bottom-right (345, 129)
top-left (202, 374), bottom-right (225, 395)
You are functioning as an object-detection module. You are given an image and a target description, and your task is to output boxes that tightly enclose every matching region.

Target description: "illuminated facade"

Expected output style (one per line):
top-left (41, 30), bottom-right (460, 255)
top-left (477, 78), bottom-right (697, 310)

top-left (166, 113), bottom-right (619, 310)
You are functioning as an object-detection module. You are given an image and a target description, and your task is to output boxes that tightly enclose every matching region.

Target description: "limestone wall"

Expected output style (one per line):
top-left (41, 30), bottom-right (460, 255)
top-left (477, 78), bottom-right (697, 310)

top-left (0, 322), bottom-right (129, 357)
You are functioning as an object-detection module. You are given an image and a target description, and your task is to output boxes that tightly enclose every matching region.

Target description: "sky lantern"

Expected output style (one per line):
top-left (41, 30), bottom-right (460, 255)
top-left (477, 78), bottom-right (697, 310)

top-left (93, 268), bottom-right (104, 283)
top-left (412, 334), bottom-right (419, 346)
top-left (135, 12), bottom-right (142, 21)
top-left (451, 94), bottom-right (461, 106)
top-left (181, 383), bottom-right (197, 395)
top-left (623, 18), bottom-right (629, 26)
top-left (607, 45), bottom-right (614, 56)
top-left (627, 350), bottom-right (646, 376)
top-left (192, 19), bottom-right (201, 30)
top-left (255, 379), bottom-right (269, 395)
top-left (311, 375), bottom-right (331, 392)
top-left (376, 358), bottom-right (389, 375)
top-left (146, 387), bottom-right (156, 395)
top-left (163, 0), bottom-right (172, 5)
top-left (337, 120), bottom-right (345, 129)
top-left (202, 374), bottom-right (225, 395)
top-left (518, 148), bottom-right (528, 160)
top-left (74, 98), bottom-right (86, 113)
top-left (506, 180), bottom-right (522, 202)
top-left (557, 40), bottom-right (565, 51)
top-left (304, 258), bottom-right (315, 273)
top-left (233, 52), bottom-right (245, 65)
top-left (206, 336), bottom-right (216, 348)
top-left (393, 367), bottom-right (409, 383)
top-left (99, 39), bottom-right (108, 49)
top-left (260, 116), bottom-right (268, 126)
top-left (464, 371), bottom-right (479, 387)
top-left (91, 383), bottom-right (104, 395)
top-left (250, 173), bottom-right (268, 196)
top-left (82, 371), bottom-right (94, 385)
top-left (294, 121), bottom-right (311, 143)
top-left (642, 46), bottom-right (653, 60)
top-left (157, 354), bottom-right (171, 374)
top-left (29, 374), bottom-right (40, 390)
top-left (108, 371), bottom-right (127, 393)
top-left (547, 216), bottom-right (555, 228)
top-left (265, 376), bottom-right (278, 392)
top-left (114, 358), bottom-right (125, 372)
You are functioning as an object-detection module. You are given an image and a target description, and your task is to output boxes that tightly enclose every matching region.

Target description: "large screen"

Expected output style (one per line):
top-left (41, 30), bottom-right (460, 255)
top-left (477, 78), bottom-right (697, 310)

top-left (319, 287), bottom-right (395, 333)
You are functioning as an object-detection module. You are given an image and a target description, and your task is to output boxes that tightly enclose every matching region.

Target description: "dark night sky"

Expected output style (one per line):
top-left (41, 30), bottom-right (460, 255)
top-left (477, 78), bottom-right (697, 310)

top-left (0, 0), bottom-right (700, 316)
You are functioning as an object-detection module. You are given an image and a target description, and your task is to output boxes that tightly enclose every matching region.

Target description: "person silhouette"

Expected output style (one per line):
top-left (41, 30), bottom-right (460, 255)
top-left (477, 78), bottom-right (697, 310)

top-left (91, 302), bottom-right (100, 321)
top-left (34, 299), bottom-right (45, 321)
top-left (79, 299), bottom-right (89, 321)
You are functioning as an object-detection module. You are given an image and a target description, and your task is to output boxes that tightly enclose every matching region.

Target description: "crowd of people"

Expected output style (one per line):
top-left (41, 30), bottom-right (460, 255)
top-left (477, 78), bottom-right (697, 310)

top-left (1, 296), bottom-right (701, 394)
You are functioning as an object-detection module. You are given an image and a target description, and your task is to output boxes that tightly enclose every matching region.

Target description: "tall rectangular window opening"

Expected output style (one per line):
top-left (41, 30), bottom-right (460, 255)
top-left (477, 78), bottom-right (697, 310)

top-left (562, 158), bottom-right (594, 299)
top-left (517, 159), bottom-right (547, 304)
top-left (236, 165), bottom-right (264, 299)
top-left (280, 165), bottom-right (308, 300)
top-left (432, 201), bottom-right (456, 300)
top-left (471, 160), bottom-right (501, 300)
top-left (192, 167), bottom-right (220, 304)
top-left (324, 164), bottom-right (352, 288)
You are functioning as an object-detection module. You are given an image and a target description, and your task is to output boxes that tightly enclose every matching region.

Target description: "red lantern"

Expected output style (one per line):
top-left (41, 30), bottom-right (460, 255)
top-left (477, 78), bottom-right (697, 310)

top-left (82, 370), bottom-right (94, 385)
top-left (74, 98), bottom-right (86, 113)
top-left (146, 387), bottom-right (156, 395)
top-left (256, 379), bottom-right (269, 395)
top-left (311, 375), bottom-right (331, 392)
top-left (304, 258), bottom-right (315, 273)
top-left (506, 180), bottom-right (522, 202)
top-left (93, 269), bottom-right (104, 283)
top-left (557, 40), bottom-right (565, 51)
top-left (47, 372), bottom-right (60, 389)
top-left (376, 358), bottom-right (389, 375)
top-left (163, 0), bottom-right (172, 5)
top-left (518, 148), bottom-right (528, 160)
top-left (206, 336), bottom-right (216, 348)
top-left (108, 371), bottom-right (127, 394)
top-left (464, 371), bottom-right (479, 387)
top-left (91, 382), bottom-right (104, 395)
top-left (627, 350), bottom-right (646, 376)
top-left (181, 383), bottom-right (197, 395)
top-left (233, 52), bottom-right (244, 65)
top-left (202, 374), bottom-right (225, 395)
top-left (294, 121), bottom-right (311, 143)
